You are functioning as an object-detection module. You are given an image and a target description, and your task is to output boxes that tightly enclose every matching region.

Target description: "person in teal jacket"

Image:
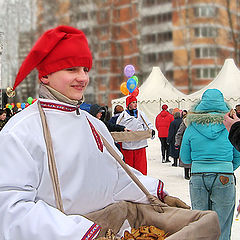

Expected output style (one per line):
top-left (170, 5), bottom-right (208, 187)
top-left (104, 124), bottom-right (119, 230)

top-left (180, 89), bottom-right (240, 240)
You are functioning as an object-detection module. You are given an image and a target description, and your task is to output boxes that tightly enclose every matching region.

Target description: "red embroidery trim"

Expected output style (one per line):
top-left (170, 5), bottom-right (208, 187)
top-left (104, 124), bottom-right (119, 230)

top-left (87, 118), bottom-right (103, 152)
top-left (40, 101), bottom-right (77, 112)
top-left (157, 180), bottom-right (167, 201)
top-left (81, 223), bottom-right (101, 240)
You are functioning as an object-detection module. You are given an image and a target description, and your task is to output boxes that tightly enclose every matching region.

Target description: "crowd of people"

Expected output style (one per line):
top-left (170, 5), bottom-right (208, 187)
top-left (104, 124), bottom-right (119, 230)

top-left (1, 25), bottom-right (240, 239)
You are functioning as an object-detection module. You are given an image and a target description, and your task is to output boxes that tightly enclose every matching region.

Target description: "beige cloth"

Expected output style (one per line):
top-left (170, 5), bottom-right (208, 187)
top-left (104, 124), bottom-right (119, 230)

top-left (85, 201), bottom-right (220, 240)
top-left (111, 129), bottom-right (152, 142)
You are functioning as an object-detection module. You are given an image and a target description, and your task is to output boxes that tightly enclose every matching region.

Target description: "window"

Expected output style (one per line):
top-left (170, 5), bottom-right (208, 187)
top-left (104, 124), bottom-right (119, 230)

top-left (195, 68), bottom-right (220, 79)
top-left (194, 27), bottom-right (218, 38)
top-left (195, 47), bottom-right (218, 58)
top-left (101, 42), bottom-right (109, 51)
top-left (100, 59), bottom-right (109, 68)
top-left (194, 6), bottom-right (217, 18)
top-left (143, 12), bottom-right (171, 26)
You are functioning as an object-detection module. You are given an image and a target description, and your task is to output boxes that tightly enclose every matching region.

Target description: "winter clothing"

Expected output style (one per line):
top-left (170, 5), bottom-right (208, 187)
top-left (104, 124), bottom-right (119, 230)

top-left (126, 95), bottom-right (137, 107)
top-left (167, 112), bottom-right (182, 161)
top-left (155, 110), bottom-right (174, 162)
top-left (13, 26), bottom-right (92, 91)
top-left (229, 121), bottom-right (240, 151)
top-left (162, 104), bottom-right (168, 110)
top-left (0, 119), bottom-right (7, 131)
top-left (89, 104), bottom-right (125, 132)
top-left (180, 89), bottom-right (240, 240)
top-left (117, 109), bottom-right (154, 175)
top-left (155, 110), bottom-right (174, 138)
top-left (175, 120), bottom-right (191, 179)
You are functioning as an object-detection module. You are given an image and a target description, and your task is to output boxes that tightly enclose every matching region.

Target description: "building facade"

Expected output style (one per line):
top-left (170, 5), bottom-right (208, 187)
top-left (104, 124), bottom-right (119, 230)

top-left (2, 0), bottom-right (239, 106)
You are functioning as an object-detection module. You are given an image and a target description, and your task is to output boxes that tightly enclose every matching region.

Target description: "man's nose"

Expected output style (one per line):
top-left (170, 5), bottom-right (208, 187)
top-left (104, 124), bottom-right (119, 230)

top-left (76, 69), bottom-right (88, 79)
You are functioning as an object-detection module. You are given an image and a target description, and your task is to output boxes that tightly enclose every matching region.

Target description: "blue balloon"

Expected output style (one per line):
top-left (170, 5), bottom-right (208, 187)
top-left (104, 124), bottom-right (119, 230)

top-left (127, 78), bottom-right (137, 93)
top-left (21, 103), bottom-right (26, 109)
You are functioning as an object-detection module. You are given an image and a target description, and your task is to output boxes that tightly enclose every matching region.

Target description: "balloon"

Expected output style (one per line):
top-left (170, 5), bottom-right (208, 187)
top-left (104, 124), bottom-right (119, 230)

top-left (21, 103), bottom-right (26, 109)
top-left (16, 102), bottom-right (21, 108)
top-left (6, 103), bottom-right (10, 108)
top-left (27, 97), bottom-right (33, 104)
top-left (132, 75), bottom-right (138, 85)
top-left (124, 65), bottom-right (135, 78)
top-left (11, 103), bottom-right (15, 108)
top-left (127, 78), bottom-right (137, 93)
top-left (131, 87), bottom-right (139, 97)
top-left (8, 105), bottom-right (13, 110)
top-left (32, 98), bottom-right (37, 103)
top-left (25, 103), bottom-right (30, 108)
top-left (120, 82), bottom-right (129, 95)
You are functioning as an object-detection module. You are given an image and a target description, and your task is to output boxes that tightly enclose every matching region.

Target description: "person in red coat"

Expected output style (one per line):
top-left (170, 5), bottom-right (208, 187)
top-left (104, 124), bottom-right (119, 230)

top-left (155, 105), bottom-right (174, 163)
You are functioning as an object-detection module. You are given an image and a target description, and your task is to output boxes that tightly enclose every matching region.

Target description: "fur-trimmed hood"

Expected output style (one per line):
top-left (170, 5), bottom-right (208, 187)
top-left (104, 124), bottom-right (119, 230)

top-left (186, 89), bottom-right (230, 139)
top-left (186, 112), bottom-right (226, 139)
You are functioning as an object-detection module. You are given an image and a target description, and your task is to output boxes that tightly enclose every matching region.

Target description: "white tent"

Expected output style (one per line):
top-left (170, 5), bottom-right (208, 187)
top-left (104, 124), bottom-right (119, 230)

top-left (111, 67), bottom-right (187, 125)
top-left (182, 58), bottom-right (240, 109)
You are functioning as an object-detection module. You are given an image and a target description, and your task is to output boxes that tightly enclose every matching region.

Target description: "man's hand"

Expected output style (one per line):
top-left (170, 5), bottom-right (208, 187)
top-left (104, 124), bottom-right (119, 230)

top-left (223, 112), bottom-right (240, 132)
top-left (163, 195), bottom-right (190, 209)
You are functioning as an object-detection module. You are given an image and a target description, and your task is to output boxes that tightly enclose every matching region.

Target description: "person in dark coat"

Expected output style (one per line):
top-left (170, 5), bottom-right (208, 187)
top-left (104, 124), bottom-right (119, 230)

top-left (224, 109), bottom-right (240, 219)
top-left (109, 105), bottom-right (124, 124)
top-left (89, 104), bottom-right (126, 132)
top-left (167, 111), bottom-right (182, 166)
top-left (175, 115), bottom-right (191, 179)
top-left (234, 104), bottom-right (240, 118)
top-left (0, 109), bottom-right (7, 131)
top-left (155, 104), bottom-right (174, 163)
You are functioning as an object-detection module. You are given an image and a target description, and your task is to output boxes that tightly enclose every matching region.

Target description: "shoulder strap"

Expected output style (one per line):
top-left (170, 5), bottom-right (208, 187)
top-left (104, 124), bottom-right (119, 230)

top-left (38, 101), bottom-right (64, 213)
top-left (95, 128), bottom-right (165, 213)
top-left (140, 113), bottom-right (150, 130)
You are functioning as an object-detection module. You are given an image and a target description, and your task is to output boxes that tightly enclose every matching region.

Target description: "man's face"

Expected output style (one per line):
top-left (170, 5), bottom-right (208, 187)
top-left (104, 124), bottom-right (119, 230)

top-left (236, 106), bottom-right (240, 114)
top-left (42, 66), bottom-right (89, 100)
top-left (96, 112), bottom-right (102, 120)
top-left (0, 113), bottom-right (6, 121)
top-left (128, 101), bottom-right (137, 110)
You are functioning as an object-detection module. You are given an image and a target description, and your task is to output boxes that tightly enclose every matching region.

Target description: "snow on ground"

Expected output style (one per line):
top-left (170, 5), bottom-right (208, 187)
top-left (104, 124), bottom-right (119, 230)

top-left (146, 137), bottom-right (240, 240)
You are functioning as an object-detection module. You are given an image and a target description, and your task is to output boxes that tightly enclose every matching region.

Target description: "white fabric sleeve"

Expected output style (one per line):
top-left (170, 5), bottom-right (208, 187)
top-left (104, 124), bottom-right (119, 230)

top-left (0, 133), bottom-right (100, 240)
top-left (113, 164), bottom-right (168, 203)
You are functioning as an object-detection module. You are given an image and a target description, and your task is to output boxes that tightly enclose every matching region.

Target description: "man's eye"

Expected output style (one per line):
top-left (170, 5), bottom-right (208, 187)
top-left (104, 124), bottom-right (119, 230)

top-left (84, 67), bottom-right (89, 72)
top-left (66, 68), bottom-right (76, 72)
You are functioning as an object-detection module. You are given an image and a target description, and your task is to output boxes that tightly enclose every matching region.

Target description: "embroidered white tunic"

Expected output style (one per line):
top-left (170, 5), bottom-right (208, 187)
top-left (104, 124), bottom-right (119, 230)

top-left (116, 110), bottom-right (154, 150)
top-left (0, 99), bottom-right (166, 240)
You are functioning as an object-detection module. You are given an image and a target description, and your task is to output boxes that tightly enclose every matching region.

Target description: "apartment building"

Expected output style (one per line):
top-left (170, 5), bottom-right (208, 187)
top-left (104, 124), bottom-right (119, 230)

top-left (24, 0), bottom-right (240, 105)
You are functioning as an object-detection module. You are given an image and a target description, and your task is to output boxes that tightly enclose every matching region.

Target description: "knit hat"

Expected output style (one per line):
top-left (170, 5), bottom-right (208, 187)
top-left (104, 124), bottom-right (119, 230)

top-left (126, 95), bottom-right (137, 107)
top-left (162, 104), bottom-right (168, 110)
top-left (194, 89), bottom-right (229, 112)
top-left (7, 25), bottom-right (92, 97)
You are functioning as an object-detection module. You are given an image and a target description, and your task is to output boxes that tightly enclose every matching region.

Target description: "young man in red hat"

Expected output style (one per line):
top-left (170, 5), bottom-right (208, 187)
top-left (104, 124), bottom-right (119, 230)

top-left (0, 26), bottom-right (220, 240)
top-left (116, 95), bottom-right (155, 175)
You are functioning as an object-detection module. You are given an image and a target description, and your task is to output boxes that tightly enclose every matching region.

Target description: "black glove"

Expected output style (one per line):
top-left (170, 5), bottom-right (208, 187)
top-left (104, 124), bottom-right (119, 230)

top-left (151, 129), bottom-right (155, 138)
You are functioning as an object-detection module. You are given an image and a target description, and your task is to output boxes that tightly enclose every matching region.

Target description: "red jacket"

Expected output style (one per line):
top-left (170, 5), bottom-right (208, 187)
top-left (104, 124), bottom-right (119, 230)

top-left (155, 110), bottom-right (174, 137)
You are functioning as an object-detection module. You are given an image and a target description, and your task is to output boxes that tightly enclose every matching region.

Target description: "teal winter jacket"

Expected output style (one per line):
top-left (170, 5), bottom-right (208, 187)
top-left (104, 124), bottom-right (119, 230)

top-left (180, 89), bottom-right (240, 173)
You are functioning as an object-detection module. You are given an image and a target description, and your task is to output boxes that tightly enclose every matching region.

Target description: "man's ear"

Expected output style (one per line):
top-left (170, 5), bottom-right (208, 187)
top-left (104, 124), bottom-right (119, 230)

top-left (40, 75), bottom-right (49, 84)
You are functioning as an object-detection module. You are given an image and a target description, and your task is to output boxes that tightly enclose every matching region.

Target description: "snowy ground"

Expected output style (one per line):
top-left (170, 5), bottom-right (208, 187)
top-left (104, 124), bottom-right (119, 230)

top-left (146, 137), bottom-right (240, 240)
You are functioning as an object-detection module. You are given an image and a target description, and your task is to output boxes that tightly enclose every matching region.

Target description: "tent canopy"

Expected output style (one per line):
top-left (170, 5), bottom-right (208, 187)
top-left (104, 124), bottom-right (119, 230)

top-left (182, 58), bottom-right (240, 109)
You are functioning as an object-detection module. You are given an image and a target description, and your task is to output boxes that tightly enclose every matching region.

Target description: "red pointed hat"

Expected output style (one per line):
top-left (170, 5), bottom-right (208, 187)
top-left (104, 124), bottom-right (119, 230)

top-left (12, 25), bottom-right (92, 92)
top-left (126, 95), bottom-right (137, 107)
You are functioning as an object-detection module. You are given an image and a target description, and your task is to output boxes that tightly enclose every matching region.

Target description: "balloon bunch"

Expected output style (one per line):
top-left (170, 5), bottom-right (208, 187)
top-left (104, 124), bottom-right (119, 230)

top-left (5, 97), bottom-right (37, 111)
top-left (120, 65), bottom-right (139, 97)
